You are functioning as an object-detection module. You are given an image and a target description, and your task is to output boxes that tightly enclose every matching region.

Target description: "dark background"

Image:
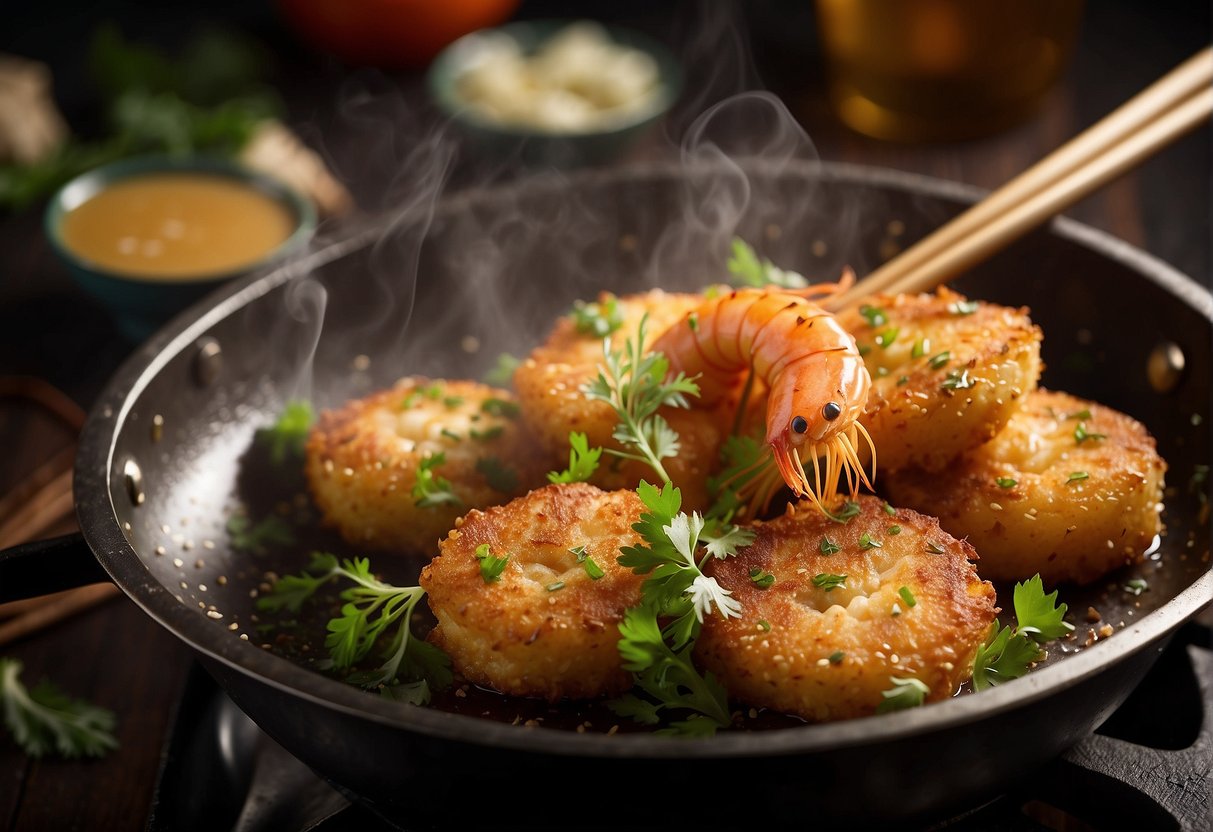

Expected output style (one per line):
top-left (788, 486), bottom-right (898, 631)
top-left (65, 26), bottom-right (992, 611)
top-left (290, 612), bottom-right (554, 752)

top-left (0, 1), bottom-right (1209, 829)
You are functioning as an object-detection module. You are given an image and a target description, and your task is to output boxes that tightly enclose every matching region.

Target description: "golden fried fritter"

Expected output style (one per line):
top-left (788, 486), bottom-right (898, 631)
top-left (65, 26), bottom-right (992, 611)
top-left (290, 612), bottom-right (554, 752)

top-left (884, 389), bottom-right (1166, 584)
top-left (837, 289), bottom-right (1042, 473)
top-left (421, 483), bottom-right (645, 701)
top-left (514, 289), bottom-right (742, 511)
top-left (306, 378), bottom-right (546, 555)
top-left (696, 496), bottom-right (996, 721)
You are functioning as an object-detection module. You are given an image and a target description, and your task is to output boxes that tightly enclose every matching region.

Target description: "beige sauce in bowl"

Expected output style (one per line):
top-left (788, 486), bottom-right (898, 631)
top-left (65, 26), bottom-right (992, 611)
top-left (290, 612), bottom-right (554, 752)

top-left (60, 172), bottom-right (296, 280)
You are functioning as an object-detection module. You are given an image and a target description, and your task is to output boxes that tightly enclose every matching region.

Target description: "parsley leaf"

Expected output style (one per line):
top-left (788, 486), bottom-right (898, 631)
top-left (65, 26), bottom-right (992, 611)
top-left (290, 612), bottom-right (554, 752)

top-left (823, 500), bottom-right (861, 524)
top-left (876, 676), bottom-right (929, 713)
top-left (412, 452), bottom-right (463, 508)
top-left (819, 536), bottom-right (841, 555)
top-left (255, 400), bottom-right (314, 464)
top-left (475, 544), bottom-right (509, 583)
top-left (859, 532), bottom-right (882, 550)
top-left (227, 513), bottom-right (295, 554)
top-left (547, 431), bottom-right (603, 484)
top-left (572, 293), bottom-right (625, 338)
top-left (748, 568), bottom-right (775, 589)
top-left (582, 317), bottom-right (700, 483)
top-left (995, 477), bottom-right (1018, 489)
top-left (257, 555), bottom-right (450, 696)
top-left (1013, 575), bottom-right (1075, 642)
top-left (0, 660), bottom-right (118, 758)
top-left (482, 353), bottom-right (521, 387)
top-left (476, 456), bottom-right (518, 493)
top-left (726, 237), bottom-right (808, 289)
top-left (812, 573), bottom-right (847, 591)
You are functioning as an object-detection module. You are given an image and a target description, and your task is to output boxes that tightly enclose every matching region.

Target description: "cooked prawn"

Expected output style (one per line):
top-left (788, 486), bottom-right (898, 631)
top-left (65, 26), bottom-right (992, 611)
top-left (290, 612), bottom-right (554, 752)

top-left (651, 284), bottom-right (874, 514)
top-left (695, 496), bottom-right (996, 721)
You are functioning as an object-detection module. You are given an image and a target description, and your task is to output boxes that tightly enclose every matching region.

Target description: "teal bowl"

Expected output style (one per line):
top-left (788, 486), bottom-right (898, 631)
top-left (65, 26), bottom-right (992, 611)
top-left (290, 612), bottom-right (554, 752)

top-left (45, 156), bottom-right (316, 341)
top-left (427, 20), bottom-right (682, 167)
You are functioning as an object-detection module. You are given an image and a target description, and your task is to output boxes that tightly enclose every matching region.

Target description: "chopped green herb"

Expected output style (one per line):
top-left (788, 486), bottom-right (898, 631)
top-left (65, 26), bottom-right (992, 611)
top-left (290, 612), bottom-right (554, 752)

top-left (1073, 422), bottom-right (1106, 444)
top-left (859, 532), bottom-right (882, 550)
top-left (748, 568), bottom-right (776, 589)
top-left (546, 581), bottom-right (566, 593)
top-left (582, 316), bottom-right (700, 483)
top-left (687, 312), bottom-right (699, 333)
top-left (1068, 408), bottom-right (1093, 421)
top-left (572, 293), bottom-right (625, 338)
top-left (823, 500), bottom-right (862, 524)
top-left (569, 544), bottom-right (588, 560)
top-left (483, 353), bottom-right (521, 387)
top-left (547, 431), bottom-right (603, 484)
top-left (475, 543), bottom-right (509, 583)
top-left (996, 477), bottom-right (1018, 489)
top-left (726, 237), bottom-right (809, 289)
top-left (400, 390), bottom-right (422, 410)
top-left (757, 619), bottom-right (772, 632)
top-left (0, 659), bottom-right (118, 759)
top-left (819, 536), bottom-right (841, 555)
top-left (828, 651), bottom-right (845, 664)
top-left (469, 425), bottom-right (504, 442)
top-left (876, 676), bottom-right (929, 713)
top-left (898, 586), bottom-right (917, 608)
top-left (883, 502), bottom-right (896, 516)
top-left (897, 376), bottom-right (910, 386)
top-left (481, 398), bottom-right (520, 419)
top-left (911, 337), bottom-right (928, 359)
top-left (888, 525), bottom-right (901, 535)
top-left (256, 400), bottom-right (314, 464)
top-left (858, 343), bottom-right (873, 357)
top-left (259, 553), bottom-right (451, 695)
top-left (442, 396), bottom-right (464, 409)
top-left (412, 453), bottom-right (462, 508)
top-left (476, 457), bottom-right (518, 493)
top-left (928, 351), bottom-right (951, 370)
top-left (948, 299), bottom-right (979, 316)
top-left (440, 428), bottom-right (462, 443)
top-left (941, 369), bottom-right (975, 391)
top-left (925, 542), bottom-right (945, 554)
top-left (859, 304), bottom-right (888, 328)
top-left (812, 573), bottom-right (847, 592)
top-left (422, 384), bottom-right (443, 400)
top-left (583, 557), bottom-right (605, 580)
top-left (1124, 578), bottom-right (1149, 596)
top-left (875, 327), bottom-right (900, 348)
top-left (227, 514), bottom-right (295, 554)
top-left (1066, 471), bottom-right (1089, 485)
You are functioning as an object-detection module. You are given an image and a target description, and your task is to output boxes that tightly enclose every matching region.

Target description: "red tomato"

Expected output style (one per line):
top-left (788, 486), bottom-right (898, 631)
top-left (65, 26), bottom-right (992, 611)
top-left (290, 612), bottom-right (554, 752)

top-left (278, 0), bottom-right (521, 68)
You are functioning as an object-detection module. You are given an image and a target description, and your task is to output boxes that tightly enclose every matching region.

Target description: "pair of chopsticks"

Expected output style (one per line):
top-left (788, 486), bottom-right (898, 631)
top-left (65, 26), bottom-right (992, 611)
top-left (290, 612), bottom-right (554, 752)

top-left (0, 377), bottom-right (119, 648)
top-left (834, 47), bottom-right (1213, 307)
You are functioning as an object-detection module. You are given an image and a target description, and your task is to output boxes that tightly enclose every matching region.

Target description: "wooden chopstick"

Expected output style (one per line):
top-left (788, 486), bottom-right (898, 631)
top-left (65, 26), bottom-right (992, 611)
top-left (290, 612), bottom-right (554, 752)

top-left (0, 585), bottom-right (119, 647)
top-left (835, 47), bottom-right (1213, 306)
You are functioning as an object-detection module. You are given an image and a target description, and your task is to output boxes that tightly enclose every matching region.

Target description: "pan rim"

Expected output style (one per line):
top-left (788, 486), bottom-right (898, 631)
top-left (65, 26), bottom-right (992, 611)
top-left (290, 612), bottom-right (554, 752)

top-left (75, 159), bottom-right (1213, 758)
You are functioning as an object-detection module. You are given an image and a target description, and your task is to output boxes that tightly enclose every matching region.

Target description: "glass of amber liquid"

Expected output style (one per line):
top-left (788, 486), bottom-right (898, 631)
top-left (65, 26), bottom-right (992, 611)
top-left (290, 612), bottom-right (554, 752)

top-left (816, 0), bottom-right (1084, 141)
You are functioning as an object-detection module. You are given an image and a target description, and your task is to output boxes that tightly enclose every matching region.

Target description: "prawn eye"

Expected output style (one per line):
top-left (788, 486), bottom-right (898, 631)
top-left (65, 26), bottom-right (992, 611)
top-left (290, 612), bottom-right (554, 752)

top-left (791, 416), bottom-right (809, 434)
top-left (822, 401), bottom-right (842, 421)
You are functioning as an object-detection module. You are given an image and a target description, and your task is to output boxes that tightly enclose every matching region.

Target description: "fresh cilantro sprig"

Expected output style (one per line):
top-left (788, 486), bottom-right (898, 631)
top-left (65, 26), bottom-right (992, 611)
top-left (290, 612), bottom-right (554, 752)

top-left (256, 400), bottom-right (314, 464)
top-left (0, 660), bottom-right (118, 759)
top-left (547, 431), bottom-right (603, 484)
top-left (726, 237), bottom-right (809, 290)
top-left (582, 316), bottom-right (700, 484)
top-left (971, 574), bottom-right (1073, 691)
top-left (412, 452), bottom-right (462, 509)
top-left (258, 553), bottom-right (451, 700)
top-left (572, 294), bottom-right (625, 337)
top-left (611, 481), bottom-right (755, 736)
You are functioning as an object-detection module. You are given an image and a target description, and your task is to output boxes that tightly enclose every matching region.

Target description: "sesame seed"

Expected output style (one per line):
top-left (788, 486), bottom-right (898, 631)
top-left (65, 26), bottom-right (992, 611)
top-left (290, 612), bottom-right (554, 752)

top-left (989, 502), bottom-right (1003, 511)
top-left (217, 576), bottom-right (227, 585)
top-left (228, 623), bottom-right (239, 631)
top-left (173, 558), bottom-right (184, 568)
top-left (199, 585), bottom-right (207, 592)
top-left (206, 610), bottom-right (223, 620)
top-left (816, 658), bottom-right (830, 667)
top-left (240, 634), bottom-right (248, 640)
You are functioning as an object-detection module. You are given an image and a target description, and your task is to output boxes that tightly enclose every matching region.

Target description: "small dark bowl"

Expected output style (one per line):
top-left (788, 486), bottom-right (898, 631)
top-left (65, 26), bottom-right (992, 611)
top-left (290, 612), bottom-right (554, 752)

top-left (45, 155), bottom-right (316, 341)
top-left (427, 20), bottom-right (682, 167)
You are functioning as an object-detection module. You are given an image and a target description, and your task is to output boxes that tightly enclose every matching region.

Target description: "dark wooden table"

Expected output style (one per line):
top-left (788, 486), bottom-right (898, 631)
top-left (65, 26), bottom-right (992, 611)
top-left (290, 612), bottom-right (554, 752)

top-left (0, 2), bottom-right (1208, 829)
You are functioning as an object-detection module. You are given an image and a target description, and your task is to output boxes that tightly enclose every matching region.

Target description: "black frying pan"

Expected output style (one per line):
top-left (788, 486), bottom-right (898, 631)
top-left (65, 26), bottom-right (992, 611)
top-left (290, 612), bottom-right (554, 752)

top-left (2, 161), bottom-right (1210, 827)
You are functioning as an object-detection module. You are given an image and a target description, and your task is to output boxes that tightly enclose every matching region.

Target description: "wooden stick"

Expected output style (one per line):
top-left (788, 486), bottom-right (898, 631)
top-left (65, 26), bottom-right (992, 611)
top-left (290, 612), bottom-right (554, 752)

top-left (0, 584), bottom-right (119, 647)
top-left (882, 86), bottom-right (1213, 297)
top-left (0, 467), bottom-right (74, 550)
top-left (0, 376), bottom-right (86, 431)
top-left (0, 443), bottom-right (74, 523)
top-left (836, 46), bottom-right (1213, 307)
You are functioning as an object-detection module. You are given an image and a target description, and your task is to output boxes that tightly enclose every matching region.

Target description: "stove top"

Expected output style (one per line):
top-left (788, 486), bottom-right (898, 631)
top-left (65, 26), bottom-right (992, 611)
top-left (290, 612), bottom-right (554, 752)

top-left (146, 622), bottom-right (1211, 832)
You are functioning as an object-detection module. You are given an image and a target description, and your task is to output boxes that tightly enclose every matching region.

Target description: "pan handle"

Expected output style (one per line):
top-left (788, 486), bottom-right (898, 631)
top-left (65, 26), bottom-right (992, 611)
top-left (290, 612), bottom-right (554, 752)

top-left (0, 533), bottom-right (111, 603)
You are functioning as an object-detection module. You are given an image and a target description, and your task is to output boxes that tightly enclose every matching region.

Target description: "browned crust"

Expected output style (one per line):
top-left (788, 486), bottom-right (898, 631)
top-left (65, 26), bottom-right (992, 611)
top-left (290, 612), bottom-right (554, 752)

top-left (884, 389), bottom-right (1167, 584)
top-left (696, 495), bottom-right (997, 721)
top-left (420, 483), bottom-right (646, 701)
